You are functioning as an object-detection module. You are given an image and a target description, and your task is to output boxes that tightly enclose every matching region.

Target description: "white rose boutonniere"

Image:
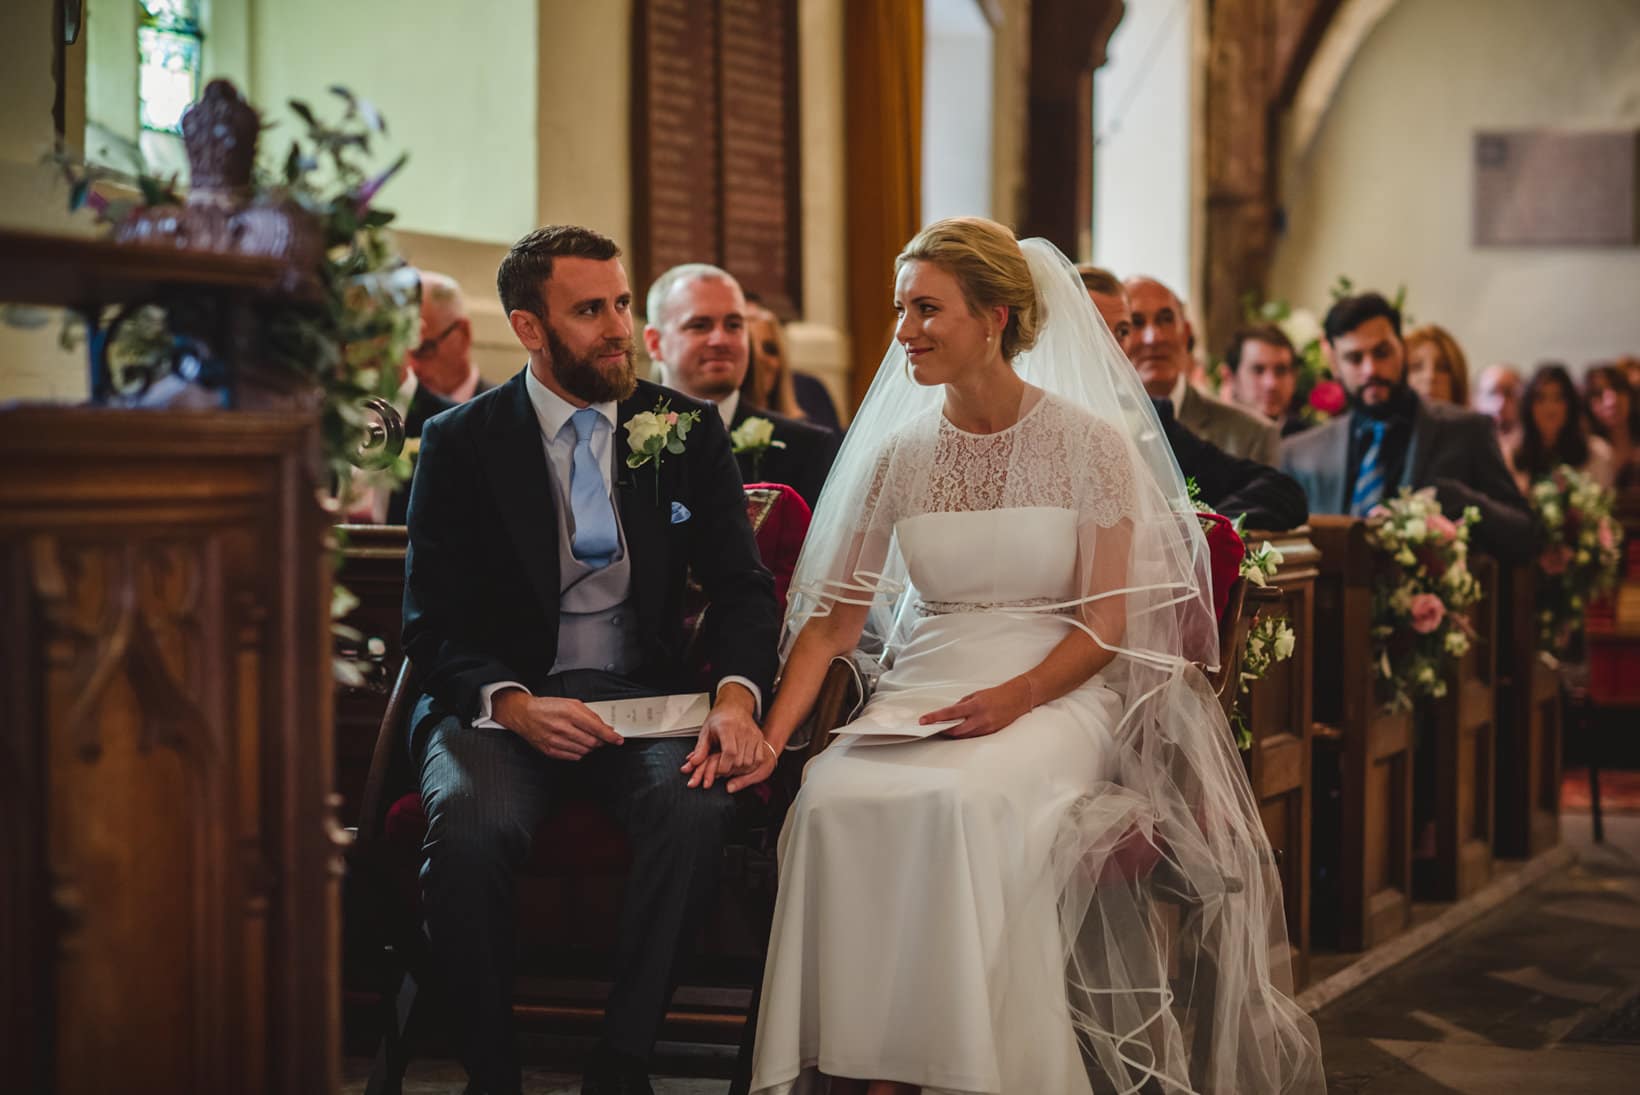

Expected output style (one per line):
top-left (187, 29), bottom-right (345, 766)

top-left (625, 398), bottom-right (703, 500)
top-left (730, 415), bottom-right (787, 477)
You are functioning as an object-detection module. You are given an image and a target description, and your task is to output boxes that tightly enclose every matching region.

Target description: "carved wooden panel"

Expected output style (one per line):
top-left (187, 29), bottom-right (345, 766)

top-left (0, 407), bottom-right (338, 1094)
top-left (632, 0), bottom-right (802, 315)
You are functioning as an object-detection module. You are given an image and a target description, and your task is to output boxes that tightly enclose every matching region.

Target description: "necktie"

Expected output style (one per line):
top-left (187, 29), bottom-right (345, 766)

top-left (1350, 420), bottom-right (1388, 517)
top-left (568, 407), bottom-right (619, 567)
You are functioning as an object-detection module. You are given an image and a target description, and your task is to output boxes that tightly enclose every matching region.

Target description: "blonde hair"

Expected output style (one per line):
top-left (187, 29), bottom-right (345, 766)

top-left (896, 217), bottom-right (1041, 361)
top-left (743, 302), bottom-right (804, 418)
top-left (1404, 324), bottom-right (1471, 405)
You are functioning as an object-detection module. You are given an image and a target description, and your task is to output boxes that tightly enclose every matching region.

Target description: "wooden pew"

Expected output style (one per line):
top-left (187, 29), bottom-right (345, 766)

top-left (1493, 564), bottom-right (1562, 859)
top-left (333, 524), bottom-right (411, 827)
top-left (1307, 516), bottom-right (1415, 952)
top-left (1237, 528), bottom-right (1319, 986)
top-left (1413, 557), bottom-right (1499, 900)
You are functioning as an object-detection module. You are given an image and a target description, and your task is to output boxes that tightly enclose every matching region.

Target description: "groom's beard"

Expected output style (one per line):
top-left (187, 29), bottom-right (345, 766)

top-left (545, 323), bottom-right (638, 404)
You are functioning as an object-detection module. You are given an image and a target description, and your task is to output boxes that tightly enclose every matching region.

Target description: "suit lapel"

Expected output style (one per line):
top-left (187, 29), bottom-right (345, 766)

top-left (615, 390), bottom-right (669, 628)
top-left (483, 372), bottom-right (562, 619)
top-left (1403, 399), bottom-right (1435, 489)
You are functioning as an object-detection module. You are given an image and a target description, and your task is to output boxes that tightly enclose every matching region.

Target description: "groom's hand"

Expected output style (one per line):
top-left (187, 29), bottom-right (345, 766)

top-left (682, 683), bottom-right (765, 790)
top-left (493, 688), bottom-right (622, 761)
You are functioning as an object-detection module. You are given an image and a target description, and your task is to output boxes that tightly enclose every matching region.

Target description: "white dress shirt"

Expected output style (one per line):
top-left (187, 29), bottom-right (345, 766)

top-left (476, 366), bottom-right (761, 728)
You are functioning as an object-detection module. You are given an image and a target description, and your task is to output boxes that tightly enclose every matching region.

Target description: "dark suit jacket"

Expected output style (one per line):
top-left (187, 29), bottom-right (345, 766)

top-left (1152, 399), bottom-right (1308, 532)
top-left (730, 402), bottom-right (840, 508)
top-left (402, 371), bottom-right (780, 724)
top-left (1280, 396), bottom-right (1537, 563)
top-left (792, 372), bottom-right (843, 434)
top-left (386, 376), bottom-right (494, 525)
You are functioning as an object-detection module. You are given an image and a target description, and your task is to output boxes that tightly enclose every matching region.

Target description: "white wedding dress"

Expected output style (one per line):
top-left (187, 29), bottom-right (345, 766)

top-left (750, 395), bottom-right (1134, 1094)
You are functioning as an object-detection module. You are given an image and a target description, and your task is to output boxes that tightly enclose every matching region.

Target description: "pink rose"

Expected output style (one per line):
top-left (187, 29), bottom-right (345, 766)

top-left (666, 411), bottom-right (679, 426)
top-left (1598, 519), bottom-right (1617, 553)
top-left (1409, 593), bottom-right (1446, 634)
top-left (1428, 514), bottom-right (1458, 543)
top-left (1309, 380), bottom-right (1347, 416)
top-left (1540, 544), bottom-right (1573, 575)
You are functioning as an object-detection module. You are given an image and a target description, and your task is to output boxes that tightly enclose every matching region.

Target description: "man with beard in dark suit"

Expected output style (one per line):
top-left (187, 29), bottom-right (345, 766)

top-left (1280, 291), bottom-right (1534, 562)
top-left (383, 270), bottom-right (492, 524)
top-left (403, 226), bottom-right (781, 1094)
top-left (644, 263), bottom-right (839, 507)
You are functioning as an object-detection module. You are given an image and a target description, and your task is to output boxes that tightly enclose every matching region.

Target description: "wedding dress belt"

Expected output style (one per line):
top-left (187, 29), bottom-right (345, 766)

top-left (914, 597), bottom-right (1069, 617)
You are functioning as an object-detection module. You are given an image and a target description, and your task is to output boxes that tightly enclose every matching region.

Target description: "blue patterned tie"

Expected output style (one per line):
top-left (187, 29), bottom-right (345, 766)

top-left (1350, 420), bottom-right (1388, 517)
top-left (568, 407), bottom-right (619, 567)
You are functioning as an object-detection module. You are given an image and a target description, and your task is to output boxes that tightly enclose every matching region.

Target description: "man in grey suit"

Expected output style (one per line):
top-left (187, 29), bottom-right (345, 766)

top-left (1280, 291), bottom-right (1535, 563)
top-left (1123, 275), bottom-right (1281, 465)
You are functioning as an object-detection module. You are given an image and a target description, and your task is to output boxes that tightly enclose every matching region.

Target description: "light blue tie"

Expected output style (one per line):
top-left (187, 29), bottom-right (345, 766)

top-left (1350, 420), bottom-right (1388, 517)
top-left (568, 407), bottom-right (619, 568)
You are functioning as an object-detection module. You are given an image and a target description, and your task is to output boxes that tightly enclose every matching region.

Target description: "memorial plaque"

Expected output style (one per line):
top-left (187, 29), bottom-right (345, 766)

top-left (633, 0), bottom-right (801, 315)
top-left (1474, 129), bottom-right (1639, 247)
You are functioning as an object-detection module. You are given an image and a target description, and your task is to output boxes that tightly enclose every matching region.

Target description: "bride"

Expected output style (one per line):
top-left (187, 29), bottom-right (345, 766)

top-left (717, 218), bottom-right (1323, 1094)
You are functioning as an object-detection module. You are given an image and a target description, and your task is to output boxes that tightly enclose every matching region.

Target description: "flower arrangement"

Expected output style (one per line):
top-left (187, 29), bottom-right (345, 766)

top-left (49, 85), bottom-right (416, 498)
top-left (1528, 465), bottom-right (1624, 659)
top-left (1364, 487), bottom-right (1482, 712)
top-left (1187, 479), bottom-right (1297, 749)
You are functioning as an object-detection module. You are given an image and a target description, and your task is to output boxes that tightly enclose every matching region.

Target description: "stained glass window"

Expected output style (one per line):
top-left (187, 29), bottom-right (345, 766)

top-left (138, 0), bottom-right (204, 136)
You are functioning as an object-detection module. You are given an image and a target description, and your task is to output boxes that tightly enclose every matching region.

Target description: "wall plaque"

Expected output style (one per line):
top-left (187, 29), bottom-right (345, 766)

top-left (1474, 130), bottom-right (1639, 247)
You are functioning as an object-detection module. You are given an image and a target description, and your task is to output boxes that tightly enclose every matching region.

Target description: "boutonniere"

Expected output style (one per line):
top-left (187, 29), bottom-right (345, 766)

top-left (625, 398), bottom-right (702, 500)
top-left (730, 415), bottom-right (787, 478)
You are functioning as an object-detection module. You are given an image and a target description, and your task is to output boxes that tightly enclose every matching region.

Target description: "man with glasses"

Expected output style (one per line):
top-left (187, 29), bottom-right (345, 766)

top-left (383, 271), bottom-right (492, 523)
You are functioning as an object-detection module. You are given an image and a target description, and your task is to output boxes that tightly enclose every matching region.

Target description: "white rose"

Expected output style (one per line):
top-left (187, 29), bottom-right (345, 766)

top-left (1403, 518), bottom-right (1426, 542)
top-left (1444, 631), bottom-right (1470, 656)
top-left (1281, 308), bottom-right (1323, 350)
top-left (1273, 626), bottom-right (1296, 660)
top-left (625, 412), bottom-right (669, 450)
top-left (1417, 664), bottom-right (1436, 686)
top-left (732, 416), bottom-right (777, 450)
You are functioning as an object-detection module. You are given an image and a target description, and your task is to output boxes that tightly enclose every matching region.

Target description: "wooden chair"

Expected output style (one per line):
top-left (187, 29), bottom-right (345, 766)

top-left (1307, 516), bottom-right (1414, 952)
top-left (1413, 556), bottom-right (1499, 900)
top-left (345, 485), bottom-right (810, 1095)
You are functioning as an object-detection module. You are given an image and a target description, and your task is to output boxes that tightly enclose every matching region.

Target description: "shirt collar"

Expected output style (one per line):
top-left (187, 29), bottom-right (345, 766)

top-left (524, 364), bottom-right (617, 440)
top-left (1169, 371), bottom-right (1190, 413)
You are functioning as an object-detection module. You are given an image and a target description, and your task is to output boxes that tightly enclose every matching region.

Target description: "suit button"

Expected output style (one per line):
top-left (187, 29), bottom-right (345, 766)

top-left (612, 615), bottom-right (623, 626)
top-left (604, 663), bottom-right (616, 672)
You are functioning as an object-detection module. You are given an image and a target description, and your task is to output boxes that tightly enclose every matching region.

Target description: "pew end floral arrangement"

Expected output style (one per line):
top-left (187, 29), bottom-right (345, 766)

top-left (1529, 465), bottom-right (1623, 660)
top-left (1365, 488), bottom-right (1482, 712)
top-left (1188, 480), bottom-right (1297, 749)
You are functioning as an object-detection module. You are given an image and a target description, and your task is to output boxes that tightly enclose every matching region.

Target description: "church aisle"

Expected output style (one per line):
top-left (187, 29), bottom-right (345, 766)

top-left (1316, 816), bottom-right (1640, 1094)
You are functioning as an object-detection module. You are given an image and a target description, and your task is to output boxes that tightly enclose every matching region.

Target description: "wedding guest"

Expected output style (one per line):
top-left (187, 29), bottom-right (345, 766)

top-left (1403, 324), bottom-right (1470, 406)
top-left (1079, 266), bottom-right (1306, 531)
top-left (354, 270), bottom-right (492, 524)
top-left (1585, 363), bottom-right (1640, 490)
top-left (1224, 323), bottom-right (1309, 436)
top-left (1122, 275), bottom-right (1280, 464)
top-left (742, 300), bottom-right (844, 433)
top-left (1509, 363), bottom-right (1615, 490)
top-left (1474, 363), bottom-right (1524, 450)
top-left (1281, 291), bottom-right (1534, 562)
top-left (645, 264), bottom-right (838, 505)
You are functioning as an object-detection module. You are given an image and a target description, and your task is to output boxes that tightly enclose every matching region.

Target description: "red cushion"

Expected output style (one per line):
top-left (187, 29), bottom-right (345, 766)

top-left (744, 482), bottom-right (813, 607)
top-left (1198, 512), bottom-right (1247, 623)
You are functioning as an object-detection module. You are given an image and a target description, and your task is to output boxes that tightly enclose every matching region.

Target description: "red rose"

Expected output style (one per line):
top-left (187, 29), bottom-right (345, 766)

top-left (1309, 380), bottom-right (1347, 416)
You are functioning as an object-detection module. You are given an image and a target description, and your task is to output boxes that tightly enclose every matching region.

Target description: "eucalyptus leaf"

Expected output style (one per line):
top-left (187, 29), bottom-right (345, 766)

top-left (289, 99), bottom-right (317, 128)
top-left (665, 438), bottom-right (686, 454)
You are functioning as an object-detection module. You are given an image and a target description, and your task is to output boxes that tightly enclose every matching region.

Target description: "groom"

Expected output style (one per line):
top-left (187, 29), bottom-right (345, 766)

top-left (402, 224), bottom-right (780, 1094)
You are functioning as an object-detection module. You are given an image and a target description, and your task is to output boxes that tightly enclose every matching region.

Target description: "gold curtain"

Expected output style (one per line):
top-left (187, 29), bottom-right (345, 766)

top-left (843, 0), bottom-right (922, 412)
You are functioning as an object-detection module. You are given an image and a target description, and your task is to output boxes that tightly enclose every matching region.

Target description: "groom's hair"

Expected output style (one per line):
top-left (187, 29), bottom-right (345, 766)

top-left (498, 225), bottom-right (622, 318)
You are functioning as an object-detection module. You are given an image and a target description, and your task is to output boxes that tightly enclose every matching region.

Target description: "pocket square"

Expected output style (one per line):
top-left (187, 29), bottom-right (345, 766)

top-left (670, 501), bottom-right (692, 524)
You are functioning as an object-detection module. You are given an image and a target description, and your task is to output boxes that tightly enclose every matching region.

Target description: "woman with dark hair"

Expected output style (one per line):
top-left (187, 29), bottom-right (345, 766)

top-left (1508, 363), bottom-right (1614, 491)
top-left (1585, 363), bottom-right (1640, 490)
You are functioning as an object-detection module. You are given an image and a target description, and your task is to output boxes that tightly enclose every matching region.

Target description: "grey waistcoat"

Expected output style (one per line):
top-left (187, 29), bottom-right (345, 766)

top-left (546, 458), bottom-right (641, 676)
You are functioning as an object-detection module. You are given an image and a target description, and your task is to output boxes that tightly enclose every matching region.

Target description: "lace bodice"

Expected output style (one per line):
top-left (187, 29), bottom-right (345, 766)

top-left (859, 391), bottom-right (1138, 531)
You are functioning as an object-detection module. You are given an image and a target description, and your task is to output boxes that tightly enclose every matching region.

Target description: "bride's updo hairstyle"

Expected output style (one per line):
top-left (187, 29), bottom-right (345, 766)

top-left (896, 216), bottom-right (1042, 362)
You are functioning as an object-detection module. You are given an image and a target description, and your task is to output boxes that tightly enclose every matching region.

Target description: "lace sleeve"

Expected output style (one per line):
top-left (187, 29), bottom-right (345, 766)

top-left (852, 434), bottom-right (903, 536)
top-left (1077, 415), bottom-right (1139, 528)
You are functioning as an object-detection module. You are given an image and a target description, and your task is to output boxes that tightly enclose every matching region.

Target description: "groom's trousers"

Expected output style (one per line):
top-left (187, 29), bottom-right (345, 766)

top-left (414, 714), bottom-right (736, 1094)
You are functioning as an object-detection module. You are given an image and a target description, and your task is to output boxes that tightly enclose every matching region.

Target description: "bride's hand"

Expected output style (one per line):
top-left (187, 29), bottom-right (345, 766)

top-left (920, 677), bottom-right (1033, 739)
